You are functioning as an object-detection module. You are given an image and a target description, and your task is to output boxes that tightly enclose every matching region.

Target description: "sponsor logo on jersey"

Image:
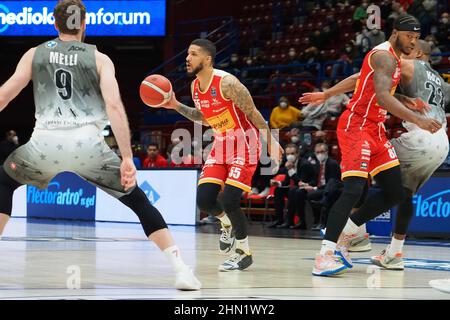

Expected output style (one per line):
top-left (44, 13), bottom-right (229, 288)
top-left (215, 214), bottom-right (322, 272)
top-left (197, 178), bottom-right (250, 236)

top-left (361, 162), bottom-right (368, 169)
top-left (46, 40), bottom-right (57, 49)
top-left (211, 87), bottom-right (217, 97)
top-left (68, 45), bottom-right (86, 52)
top-left (211, 98), bottom-right (221, 107)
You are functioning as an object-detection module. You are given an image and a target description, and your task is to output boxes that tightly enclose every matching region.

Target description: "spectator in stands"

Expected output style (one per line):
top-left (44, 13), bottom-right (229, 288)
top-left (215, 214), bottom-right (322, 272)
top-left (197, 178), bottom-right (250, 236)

top-left (143, 143), bottom-right (168, 168)
top-left (353, 0), bottom-right (369, 31)
top-left (221, 53), bottom-right (242, 76)
top-left (436, 12), bottom-right (449, 51)
top-left (268, 143), bottom-right (316, 228)
top-left (293, 143), bottom-right (342, 230)
top-left (366, 27), bottom-right (386, 48)
top-left (331, 42), bottom-right (355, 78)
top-left (297, 92), bottom-right (328, 132)
top-left (0, 130), bottom-right (20, 165)
top-left (323, 80), bottom-right (349, 116)
top-left (355, 26), bottom-right (371, 58)
top-left (269, 96), bottom-right (302, 129)
top-left (408, 0), bottom-right (434, 36)
top-left (425, 35), bottom-right (442, 66)
top-left (288, 128), bottom-right (301, 146)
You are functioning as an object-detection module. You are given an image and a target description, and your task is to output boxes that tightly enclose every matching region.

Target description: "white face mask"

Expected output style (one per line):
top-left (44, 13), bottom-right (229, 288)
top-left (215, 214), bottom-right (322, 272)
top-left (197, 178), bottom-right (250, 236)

top-left (316, 153), bottom-right (328, 162)
top-left (442, 18), bottom-right (449, 24)
top-left (246, 59), bottom-right (252, 65)
top-left (286, 154), bottom-right (296, 162)
top-left (289, 50), bottom-right (296, 57)
top-left (280, 102), bottom-right (288, 108)
top-left (291, 136), bottom-right (300, 143)
top-left (231, 56), bottom-right (238, 62)
top-left (12, 136), bottom-right (19, 145)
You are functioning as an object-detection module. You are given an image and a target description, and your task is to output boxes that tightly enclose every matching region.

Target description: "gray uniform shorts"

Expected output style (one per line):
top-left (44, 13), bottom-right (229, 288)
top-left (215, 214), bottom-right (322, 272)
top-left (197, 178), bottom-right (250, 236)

top-left (3, 125), bottom-right (131, 199)
top-left (391, 127), bottom-right (449, 194)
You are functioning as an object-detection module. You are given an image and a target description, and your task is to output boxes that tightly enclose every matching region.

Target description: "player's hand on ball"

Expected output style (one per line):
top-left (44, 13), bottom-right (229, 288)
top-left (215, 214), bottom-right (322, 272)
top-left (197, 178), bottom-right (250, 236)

top-left (160, 91), bottom-right (178, 110)
top-left (120, 157), bottom-right (137, 191)
top-left (416, 117), bottom-right (442, 134)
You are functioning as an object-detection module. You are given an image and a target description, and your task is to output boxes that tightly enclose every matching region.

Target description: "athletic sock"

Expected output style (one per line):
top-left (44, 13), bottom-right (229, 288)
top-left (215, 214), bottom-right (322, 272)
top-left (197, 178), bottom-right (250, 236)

top-left (235, 237), bottom-right (250, 255)
top-left (387, 238), bottom-right (405, 257)
top-left (320, 240), bottom-right (337, 255)
top-left (163, 245), bottom-right (188, 273)
top-left (218, 213), bottom-right (232, 227)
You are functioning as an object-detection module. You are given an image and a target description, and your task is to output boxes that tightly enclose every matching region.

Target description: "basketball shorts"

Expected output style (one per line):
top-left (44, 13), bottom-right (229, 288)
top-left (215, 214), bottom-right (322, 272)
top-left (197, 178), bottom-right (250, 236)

top-left (337, 114), bottom-right (399, 180)
top-left (198, 137), bottom-right (260, 192)
top-left (391, 126), bottom-right (449, 193)
top-left (3, 125), bottom-right (132, 199)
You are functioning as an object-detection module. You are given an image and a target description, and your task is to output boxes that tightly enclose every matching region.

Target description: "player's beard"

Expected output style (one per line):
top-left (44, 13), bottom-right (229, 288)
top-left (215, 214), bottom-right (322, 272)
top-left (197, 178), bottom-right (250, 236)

top-left (396, 37), bottom-right (410, 55)
top-left (187, 62), bottom-right (204, 76)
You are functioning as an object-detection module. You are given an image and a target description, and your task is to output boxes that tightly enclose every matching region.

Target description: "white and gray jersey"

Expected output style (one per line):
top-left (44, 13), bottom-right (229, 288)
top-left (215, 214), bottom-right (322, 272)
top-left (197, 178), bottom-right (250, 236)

top-left (32, 38), bottom-right (108, 130)
top-left (401, 60), bottom-right (449, 131)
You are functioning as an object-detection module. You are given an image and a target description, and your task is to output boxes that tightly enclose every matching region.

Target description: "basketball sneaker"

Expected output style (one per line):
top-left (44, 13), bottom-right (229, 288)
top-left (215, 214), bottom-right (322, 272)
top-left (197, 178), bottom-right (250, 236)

top-left (175, 267), bottom-right (202, 291)
top-left (348, 233), bottom-right (372, 252)
top-left (219, 223), bottom-right (235, 254)
top-left (370, 248), bottom-right (404, 270)
top-left (218, 249), bottom-right (253, 271)
top-left (335, 234), bottom-right (354, 268)
top-left (312, 252), bottom-right (348, 276)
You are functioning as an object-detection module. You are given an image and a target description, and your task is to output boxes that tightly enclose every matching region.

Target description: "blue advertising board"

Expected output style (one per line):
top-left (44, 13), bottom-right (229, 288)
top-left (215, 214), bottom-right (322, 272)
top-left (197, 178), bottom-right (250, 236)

top-left (0, 0), bottom-right (166, 36)
top-left (367, 174), bottom-right (450, 237)
top-left (27, 172), bottom-right (96, 220)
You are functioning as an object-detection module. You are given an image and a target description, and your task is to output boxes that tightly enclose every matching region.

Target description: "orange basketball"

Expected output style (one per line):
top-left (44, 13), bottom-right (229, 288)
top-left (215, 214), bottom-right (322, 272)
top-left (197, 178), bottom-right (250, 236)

top-left (139, 74), bottom-right (173, 107)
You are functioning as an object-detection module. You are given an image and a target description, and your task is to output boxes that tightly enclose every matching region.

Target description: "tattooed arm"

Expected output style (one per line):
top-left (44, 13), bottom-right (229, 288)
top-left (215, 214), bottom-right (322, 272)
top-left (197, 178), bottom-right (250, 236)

top-left (371, 51), bottom-right (440, 133)
top-left (221, 74), bottom-right (283, 162)
top-left (161, 81), bottom-right (209, 126)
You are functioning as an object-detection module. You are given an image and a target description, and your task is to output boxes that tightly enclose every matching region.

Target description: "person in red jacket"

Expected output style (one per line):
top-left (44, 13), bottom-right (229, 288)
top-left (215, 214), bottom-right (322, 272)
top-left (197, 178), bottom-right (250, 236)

top-left (143, 143), bottom-right (168, 168)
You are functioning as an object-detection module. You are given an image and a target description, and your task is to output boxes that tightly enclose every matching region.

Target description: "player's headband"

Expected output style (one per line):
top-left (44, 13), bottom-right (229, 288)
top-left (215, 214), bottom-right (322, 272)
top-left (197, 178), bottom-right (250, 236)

top-left (394, 15), bottom-right (421, 32)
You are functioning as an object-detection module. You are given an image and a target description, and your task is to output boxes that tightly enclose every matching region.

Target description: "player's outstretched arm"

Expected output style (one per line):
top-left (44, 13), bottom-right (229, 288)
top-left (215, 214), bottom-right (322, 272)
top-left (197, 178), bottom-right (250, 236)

top-left (97, 52), bottom-right (136, 190)
top-left (372, 51), bottom-right (441, 133)
top-left (298, 72), bottom-right (359, 106)
top-left (221, 74), bottom-right (283, 162)
top-left (0, 48), bottom-right (35, 111)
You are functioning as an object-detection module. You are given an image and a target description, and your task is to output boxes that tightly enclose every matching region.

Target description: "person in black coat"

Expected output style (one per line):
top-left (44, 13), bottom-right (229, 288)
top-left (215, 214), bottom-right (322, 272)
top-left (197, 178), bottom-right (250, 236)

top-left (293, 143), bottom-right (342, 229)
top-left (268, 143), bottom-right (316, 228)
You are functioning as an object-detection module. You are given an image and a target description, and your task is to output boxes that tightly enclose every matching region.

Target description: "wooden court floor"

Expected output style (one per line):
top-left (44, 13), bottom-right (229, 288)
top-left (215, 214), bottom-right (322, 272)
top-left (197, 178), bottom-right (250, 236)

top-left (0, 218), bottom-right (449, 300)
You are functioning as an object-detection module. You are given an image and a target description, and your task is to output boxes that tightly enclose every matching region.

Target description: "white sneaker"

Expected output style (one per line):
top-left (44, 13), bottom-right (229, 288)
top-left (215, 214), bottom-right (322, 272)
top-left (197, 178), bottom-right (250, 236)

top-left (175, 267), bottom-right (202, 291)
top-left (258, 187), bottom-right (270, 197)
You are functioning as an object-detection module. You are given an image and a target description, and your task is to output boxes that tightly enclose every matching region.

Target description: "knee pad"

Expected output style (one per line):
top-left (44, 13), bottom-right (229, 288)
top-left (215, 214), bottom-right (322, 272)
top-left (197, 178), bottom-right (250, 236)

top-left (221, 187), bottom-right (242, 214)
top-left (119, 187), bottom-right (167, 236)
top-left (196, 183), bottom-right (222, 214)
top-left (0, 168), bottom-right (21, 215)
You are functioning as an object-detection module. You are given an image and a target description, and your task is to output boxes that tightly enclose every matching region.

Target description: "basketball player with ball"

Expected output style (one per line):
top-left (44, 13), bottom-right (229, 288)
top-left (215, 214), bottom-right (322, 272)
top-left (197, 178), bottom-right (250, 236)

top-left (0, 0), bottom-right (201, 290)
top-left (141, 39), bottom-right (283, 271)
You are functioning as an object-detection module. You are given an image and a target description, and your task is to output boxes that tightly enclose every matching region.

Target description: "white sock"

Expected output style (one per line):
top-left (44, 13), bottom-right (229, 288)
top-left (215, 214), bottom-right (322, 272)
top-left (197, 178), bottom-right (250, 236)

top-left (163, 245), bottom-right (188, 273)
top-left (387, 238), bottom-right (405, 257)
top-left (218, 214), bottom-right (232, 227)
top-left (236, 237), bottom-right (250, 255)
top-left (343, 218), bottom-right (360, 235)
top-left (320, 240), bottom-right (337, 255)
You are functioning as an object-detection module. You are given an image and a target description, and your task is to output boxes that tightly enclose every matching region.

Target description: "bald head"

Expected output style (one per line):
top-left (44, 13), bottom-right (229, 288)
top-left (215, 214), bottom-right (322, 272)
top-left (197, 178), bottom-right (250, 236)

top-left (415, 40), bottom-right (431, 61)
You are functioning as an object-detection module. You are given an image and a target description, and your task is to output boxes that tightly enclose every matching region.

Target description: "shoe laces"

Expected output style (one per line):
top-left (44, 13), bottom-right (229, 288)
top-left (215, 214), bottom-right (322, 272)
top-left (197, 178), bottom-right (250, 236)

top-left (220, 225), bottom-right (232, 242)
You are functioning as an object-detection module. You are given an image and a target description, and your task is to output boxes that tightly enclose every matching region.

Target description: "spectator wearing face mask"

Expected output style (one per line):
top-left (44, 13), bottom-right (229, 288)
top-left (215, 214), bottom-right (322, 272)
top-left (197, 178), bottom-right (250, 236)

top-left (0, 130), bottom-right (20, 165)
top-left (297, 89), bottom-right (328, 132)
top-left (294, 143), bottom-right (342, 230)
top-left (436, 12), bottom-right (450, 51)
top-left (425, 35), bottom-right (442, 66)
top-left (269, 96), bottom-right (301, 129)
top-left (267, 143), bottom-right (316, 228)
top-left (353, 0), bottom-right (369, 31)
top-left (366, 28), bottom-right (386, 48)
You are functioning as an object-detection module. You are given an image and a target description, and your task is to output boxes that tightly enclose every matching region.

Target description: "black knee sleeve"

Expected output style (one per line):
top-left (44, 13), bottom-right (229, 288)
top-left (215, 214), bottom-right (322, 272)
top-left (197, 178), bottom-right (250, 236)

top-left (118, 187), bottom-right (168, 237)
top-left (196, 183), bottom-right (223, 216)
top-left (221, 185), bottom-right (248, 239)
top-left (0, 167), bottom-right (22, 215)
top-left (394, 188), bottom-right (414, 235)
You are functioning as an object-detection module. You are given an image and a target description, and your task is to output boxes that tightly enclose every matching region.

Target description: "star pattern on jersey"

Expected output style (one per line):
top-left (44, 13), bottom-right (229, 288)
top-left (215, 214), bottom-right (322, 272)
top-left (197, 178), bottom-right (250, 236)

top-left (36, 107), bottom-right (46, 117)
top-left (83, 107), bottom-right (94, 116)
top-left (101, 164), bottom-right (109, 171)
top-left (37, 82), bottom-right (47, 95)
top-left (54, 160), bottom-right (59, 165)
top-left (420, 151), bottom-right (427, 156)
top-left (76, 141), bottom-right (83, 148)
top-left (82, 66), bottom-right (91, 75)
top-left (40, 154), bottom-right (46, 161)
top-left (47, 102), bottom-right (55, 109)
top-left (80, 86), bottom-right (91, 97)
top-left (56, 145), bottom-right (63, 151)
top-left (403, 163), bottom-right (413, 169)
top-left (34, 170), bottom-right (43, 176)
top-left (95, 176), bottom-right (104, 183)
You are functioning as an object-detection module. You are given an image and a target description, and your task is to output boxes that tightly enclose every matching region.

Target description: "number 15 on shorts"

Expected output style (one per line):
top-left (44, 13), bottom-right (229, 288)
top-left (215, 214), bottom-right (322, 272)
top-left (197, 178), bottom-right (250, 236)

top-left (229, 167), bottom-right (242, 179)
